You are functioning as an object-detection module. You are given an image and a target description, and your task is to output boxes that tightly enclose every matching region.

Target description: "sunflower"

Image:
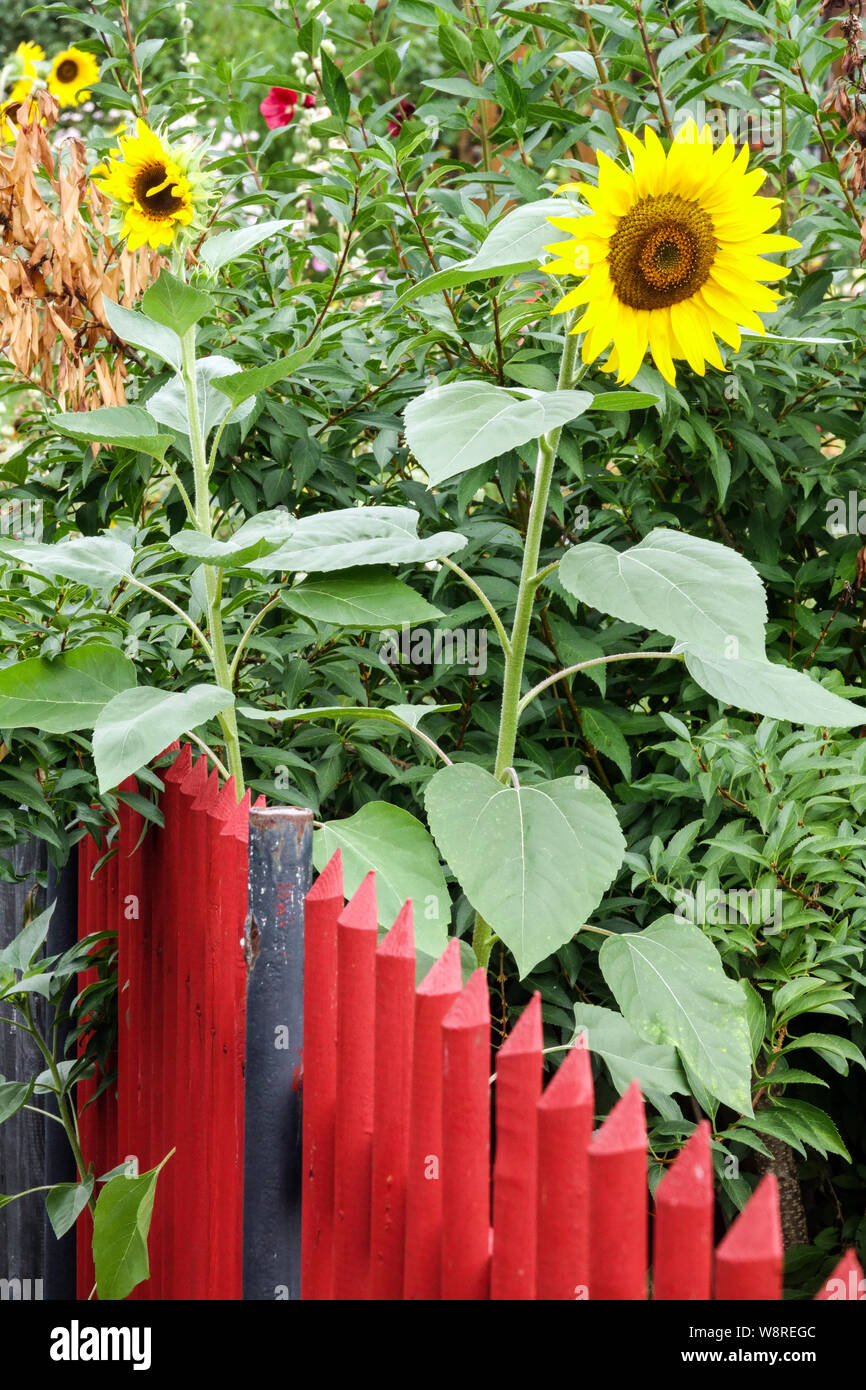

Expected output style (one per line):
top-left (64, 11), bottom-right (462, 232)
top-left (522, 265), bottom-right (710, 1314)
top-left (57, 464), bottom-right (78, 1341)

top-left (0, 97), bottom-right (41, 145)
top-left (48, 46), bottom-right (99, 107)
top-left (543, 121), bottom-right (800, 386)
top-left (8, 42), bottom-right (45, 104)
top-left (93, 119), bottom-right (204, 250)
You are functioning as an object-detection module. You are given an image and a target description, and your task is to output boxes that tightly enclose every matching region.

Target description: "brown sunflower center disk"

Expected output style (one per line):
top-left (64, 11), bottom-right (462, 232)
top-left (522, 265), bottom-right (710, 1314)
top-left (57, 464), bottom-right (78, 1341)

top-left (134, 164), bottom-right (184, 218)
top-left (55, 60), bottom-right (80, 84)
top-left (607, 194), bottom-right (717, 309)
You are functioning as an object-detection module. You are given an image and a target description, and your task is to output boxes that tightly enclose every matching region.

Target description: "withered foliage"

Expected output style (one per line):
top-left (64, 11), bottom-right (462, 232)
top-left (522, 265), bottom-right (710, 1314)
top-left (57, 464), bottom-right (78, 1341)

top-left (0, 91), bottom-right (160, 410)
top-left (821, 0), bottom-right (866, 256)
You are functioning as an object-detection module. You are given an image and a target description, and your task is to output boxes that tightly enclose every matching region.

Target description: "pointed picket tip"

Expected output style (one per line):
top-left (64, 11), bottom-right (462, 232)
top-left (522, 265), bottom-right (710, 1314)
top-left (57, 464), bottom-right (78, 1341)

top-left (164, 741), bottom-right (193, 786)
top-left (156, 737), bottom-right (182, 760)
top-left (213, 775), bottom-right (240, 821)
top-left (307, 848), bottom-right (343, 903)
top-left (443, 967), bottom-right (490, 1032)
top-left (378, 899), bottom-right (414, 957)
top-left (717, 1173), bottom-right (782, 1262)
top-left (191, 765), bottom-right (221, 812)
top-left (253, 793), bottom-right (267, 808)
top-left (179, 752), bottom-right (208, 798)
top-left (815, 1248), bottom-right (865, 1301)
top-left (538, 1039), bottom-right (593, 1112)
top-left (590, 1079), bottom-right (646, 1155)
top-left (338, 871), bottom-right (378, 933)
top-left (656, 1120), bottom-right (712, 1208)
top-left (417, 937), bottom-right (462, 997)
top-left (499, 991), bottom-right (542, 1057)
top-left (220, 786), bottom-right (251, 839)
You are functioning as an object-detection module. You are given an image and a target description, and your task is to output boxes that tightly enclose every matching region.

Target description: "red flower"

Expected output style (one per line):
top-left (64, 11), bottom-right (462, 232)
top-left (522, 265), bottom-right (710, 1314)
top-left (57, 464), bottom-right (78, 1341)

top-left (260, 87), bottom-right (301, 129)
top-left (387, 98), bottom-right (416, 137)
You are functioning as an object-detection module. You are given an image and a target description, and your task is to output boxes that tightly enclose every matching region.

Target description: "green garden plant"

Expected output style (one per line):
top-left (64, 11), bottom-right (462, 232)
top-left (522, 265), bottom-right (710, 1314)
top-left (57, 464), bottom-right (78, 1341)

top-left (1, 0), bottom-right (866, 1292)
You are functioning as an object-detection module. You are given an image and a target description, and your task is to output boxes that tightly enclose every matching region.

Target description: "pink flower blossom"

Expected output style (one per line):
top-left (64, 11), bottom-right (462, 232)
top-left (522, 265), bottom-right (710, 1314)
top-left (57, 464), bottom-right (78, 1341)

top-left (260, 86), bottom-right (315, 129)
top-left (260, 87), bottom-right (299, 129)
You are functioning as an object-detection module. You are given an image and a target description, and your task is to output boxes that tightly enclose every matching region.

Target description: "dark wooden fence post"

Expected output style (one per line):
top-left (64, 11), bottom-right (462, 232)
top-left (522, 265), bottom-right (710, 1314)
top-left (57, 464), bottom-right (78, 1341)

top-left (43, 854), bottom-right (78, 1301)
top-left (243, 806), bottom-right (313, 1301)
top-left (0, 841), bottom-right (77, 1302)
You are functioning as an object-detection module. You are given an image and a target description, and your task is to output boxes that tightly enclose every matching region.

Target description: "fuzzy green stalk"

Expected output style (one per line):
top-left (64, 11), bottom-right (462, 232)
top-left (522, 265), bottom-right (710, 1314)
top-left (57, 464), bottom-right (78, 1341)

top-left (472, 323), bottom-right (580, 967)
top-left (179, 325), bottom-right (245, 797)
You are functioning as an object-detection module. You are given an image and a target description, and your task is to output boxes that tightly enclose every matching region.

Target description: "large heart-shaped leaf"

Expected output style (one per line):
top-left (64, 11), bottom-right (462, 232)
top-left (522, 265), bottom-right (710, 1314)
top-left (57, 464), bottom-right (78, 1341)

top-left (313, 802), bottom-right (449, 956)
top-left (404, 382), bottom-right (593, 486)
top-left (0, 645), bottom-right (136, 733)
top-left (169, 510), bottom-right (293, 568)
top-left (573, 1002), bottom-right (689, 1119)
top-left (599, 916), bottom-right (753, 1116)
top-left (93, 684), bottom-right (234, 792)
top-left (559, 529), bottom-right (865, 729)
top-left (683, 647), bottom-right (865, 728)
top-left (283, 568), bottom-right (441, 628)
top-left (559, 529), bottom-right (768, 658)
top-left (0, 535), bottom-right (133, 588)
top-left (425, 764), bottom-right (625, 977)
top-left (50, 406), bottom-right (173, 462)
top-left (246, 506), bottom-right (467, 573)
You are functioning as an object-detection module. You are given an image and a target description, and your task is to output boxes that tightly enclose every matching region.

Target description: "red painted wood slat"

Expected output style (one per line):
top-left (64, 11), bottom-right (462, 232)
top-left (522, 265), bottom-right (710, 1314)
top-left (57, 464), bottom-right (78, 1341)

top-left (491, 991), bottom-right (542, 1300)
top-left (441, 968), bottom-right (491, 1301)
top-left (369, 900), bottom-right (415, 1299)
top-left (589, 1080), bottom-right (648, 1300)
top-left (536, 1040), bottom-right (593, 1301)
top-left (814, 1248), bottom-right (865, 1301)
top-left (653, 1120), bottom-right (713, 1301)
top-left (301, 848), bottom-right (343, 1301)
top-left (715, 1173), bottom-right (782, 1301)
top-left (403, 938), bottom-right (462, 1300)
top-left (333, 872), bottom-right (378, 1299)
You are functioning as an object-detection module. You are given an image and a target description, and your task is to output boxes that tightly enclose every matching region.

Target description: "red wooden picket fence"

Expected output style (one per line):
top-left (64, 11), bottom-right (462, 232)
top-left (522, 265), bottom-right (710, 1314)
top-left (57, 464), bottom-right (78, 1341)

top-left (75, 744), bottom-right (253, 1300)
top-left (301, 851), bottom-right (864, 1302)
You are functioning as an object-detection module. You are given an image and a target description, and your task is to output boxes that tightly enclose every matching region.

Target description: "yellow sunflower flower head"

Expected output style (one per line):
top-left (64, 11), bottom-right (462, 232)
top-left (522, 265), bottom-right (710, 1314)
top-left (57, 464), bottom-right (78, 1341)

top-left (48, 46), bottom-right (100, 107)
top-left (543, 121), bottom-right (801, 386)
top-left (8, 41), bottom-right (45, 104)
top-left (93, 119), bottom-right (212, 251)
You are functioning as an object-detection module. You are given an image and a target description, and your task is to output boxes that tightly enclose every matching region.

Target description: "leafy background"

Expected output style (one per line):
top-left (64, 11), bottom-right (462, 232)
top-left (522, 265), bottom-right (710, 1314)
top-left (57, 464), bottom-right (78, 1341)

top-left (1, 0), bottom-right (865, 1294)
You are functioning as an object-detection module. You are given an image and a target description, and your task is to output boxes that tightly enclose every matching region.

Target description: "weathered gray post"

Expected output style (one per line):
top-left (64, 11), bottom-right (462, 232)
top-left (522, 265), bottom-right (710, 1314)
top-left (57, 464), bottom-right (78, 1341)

top-left (242, 806), bottom-right (313, 1301)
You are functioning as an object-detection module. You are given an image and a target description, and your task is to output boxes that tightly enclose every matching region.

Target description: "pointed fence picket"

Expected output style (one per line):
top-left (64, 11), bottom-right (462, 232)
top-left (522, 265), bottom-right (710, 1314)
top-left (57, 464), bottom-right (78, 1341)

top-left (67, 804), bottom-right (863, 1303)
top-left (73, 745), bottom-right (249, 1300)
top-left (299, 851), bottom-right (864, 1302)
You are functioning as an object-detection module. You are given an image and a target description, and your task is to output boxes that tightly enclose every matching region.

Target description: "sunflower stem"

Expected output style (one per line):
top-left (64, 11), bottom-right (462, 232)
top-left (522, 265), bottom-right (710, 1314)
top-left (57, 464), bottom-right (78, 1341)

top-left (179, 323), bottom-right (245, 798)
top-left (472, 322), bottom-right (581, 969)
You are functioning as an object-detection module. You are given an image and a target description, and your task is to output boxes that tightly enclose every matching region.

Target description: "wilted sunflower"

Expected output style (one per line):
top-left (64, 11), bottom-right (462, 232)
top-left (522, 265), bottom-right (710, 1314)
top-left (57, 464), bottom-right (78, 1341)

top-left (93, 120), bottom-right (207, 250)
top-left (543, 121), bottom-right (800, 385)
top-left (0, 97), bottom-right (40, 145)
top-left (48, 46), bottom-right (99, 107)
top-left (8, 42), bottom-right (45, 103)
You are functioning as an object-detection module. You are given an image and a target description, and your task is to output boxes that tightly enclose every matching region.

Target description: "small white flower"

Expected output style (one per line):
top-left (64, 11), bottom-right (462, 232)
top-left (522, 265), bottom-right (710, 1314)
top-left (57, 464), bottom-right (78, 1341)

top-left (307, 137), bottom-right (321, 151)
top-left (321, 38), bottom-right (336, 56)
